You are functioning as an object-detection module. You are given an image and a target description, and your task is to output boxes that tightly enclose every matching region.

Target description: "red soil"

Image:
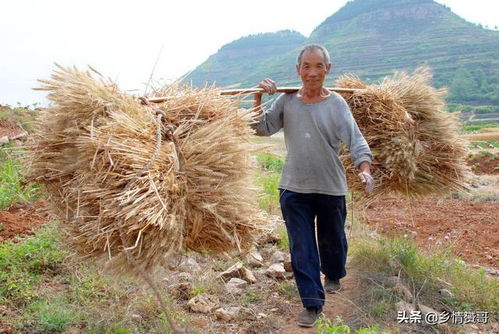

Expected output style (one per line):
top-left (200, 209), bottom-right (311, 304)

top-left (468, 153), bottom-right (499, 175)
top-left (365, 196), bottom-right (498, 268)
top-left (0, 201), bottom-right (51, 242)
top-left (0, 120), bottom-right (23, 138)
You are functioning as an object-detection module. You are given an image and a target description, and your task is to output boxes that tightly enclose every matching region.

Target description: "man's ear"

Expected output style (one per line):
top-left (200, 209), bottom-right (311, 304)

top-left (326, 63), bottom-right (332, 74)
top-left (296, 64), bottom-right (301, 75)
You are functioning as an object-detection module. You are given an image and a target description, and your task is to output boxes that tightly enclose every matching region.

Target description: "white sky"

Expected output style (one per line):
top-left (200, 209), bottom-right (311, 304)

top-left (1, 0), bottom-right (498, 106)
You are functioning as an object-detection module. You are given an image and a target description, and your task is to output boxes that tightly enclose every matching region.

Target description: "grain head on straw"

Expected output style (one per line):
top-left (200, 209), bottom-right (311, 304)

top-left (336, 67), bottom-right (469, 199)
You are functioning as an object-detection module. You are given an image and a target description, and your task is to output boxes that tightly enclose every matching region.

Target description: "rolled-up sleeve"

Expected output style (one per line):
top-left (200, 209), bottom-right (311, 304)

top-left (251, 94), bottom-right (285, 136)
top-left (336, 99), bottom-right (372, 168)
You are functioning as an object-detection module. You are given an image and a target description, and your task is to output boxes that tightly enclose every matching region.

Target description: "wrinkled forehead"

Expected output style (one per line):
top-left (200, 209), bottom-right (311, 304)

top-left (301, 49), bottom-right (329, 64)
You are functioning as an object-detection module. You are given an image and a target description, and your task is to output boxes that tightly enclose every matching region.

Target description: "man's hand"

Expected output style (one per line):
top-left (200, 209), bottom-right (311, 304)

top-left (358, 171), bottom-right (375, 195)
top-left (258, 78), bottom-right (277, 94)
top-left (254, 78), bottom-right (277, 113)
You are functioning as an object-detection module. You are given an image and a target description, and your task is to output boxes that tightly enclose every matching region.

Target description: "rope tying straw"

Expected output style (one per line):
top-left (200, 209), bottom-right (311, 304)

top-left (116, 97), bottom-right (187, 333)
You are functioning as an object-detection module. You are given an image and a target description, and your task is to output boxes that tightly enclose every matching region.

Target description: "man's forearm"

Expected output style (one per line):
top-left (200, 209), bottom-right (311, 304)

top-left (253, 93), bottom-right (263, 114)
top-left (253, 78), bottom-right (276, 114)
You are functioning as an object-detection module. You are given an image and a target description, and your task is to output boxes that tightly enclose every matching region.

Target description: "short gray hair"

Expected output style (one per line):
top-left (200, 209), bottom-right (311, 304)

top-left (297, 44), bottom-right (331, 65)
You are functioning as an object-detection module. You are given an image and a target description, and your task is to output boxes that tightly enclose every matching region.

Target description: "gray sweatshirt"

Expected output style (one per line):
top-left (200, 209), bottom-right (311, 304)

top-left (253, 92), bottom-right (372, 196)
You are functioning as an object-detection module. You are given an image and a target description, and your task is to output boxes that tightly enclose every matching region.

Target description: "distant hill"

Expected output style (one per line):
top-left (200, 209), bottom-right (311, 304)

top-left (186, 0), bottom-right (499, 114)
top-left (189, 30), bottom-right (307, 88)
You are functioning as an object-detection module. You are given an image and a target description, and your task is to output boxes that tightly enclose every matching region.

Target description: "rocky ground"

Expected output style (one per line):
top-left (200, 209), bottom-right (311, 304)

top-left (1, 119), bottom-right (498, 333)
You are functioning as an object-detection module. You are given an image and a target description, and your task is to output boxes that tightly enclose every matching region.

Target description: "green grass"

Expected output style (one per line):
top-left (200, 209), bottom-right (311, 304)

top-left (448, 103), bottom-right (498, 114)
top-left (1, 231), bottom-right (182, 333)
top-left (0, 106), bottom-right (43, 210)
top-left (315, 316), bottom-right (384, 334)
top-left (253, 153), bottom-right (284, 213)
top-left (0, 146), bottom-right (42, 210)
top-left (469, 140), bottom-right (499, 149)
top-left (107, 326), bottom-right (133, 334)
top-left (241, 292), bottom-right (260, 306)
top-left (0, 105), bottom-right (40, 132)
top-left (0, 116), bottom-right (198, 332)
top-left (255, 153), bottom-right (284, 214)
top-left (372, 299), bottom-right (390, 318)
top-left (276, 282), bottom-right (298, 298)
top-left (461, 123), bottom-right (499, 133)
top-left (255, 152), bottom-right (284, 172)
top-left (28, 297), bottom-right (78, 332)
top-left (0, 217), bottom-right (180, 332)
top-left (255, 171), bottom-right (281, 214)
top-left (276, 227), bottom-right (289, 250)
top-left (0, 222), bottom-right (65, 306)
top-left (5, 109), bottom-right (496, 332)
top-left (187, 284), bottom-right (205, 298)
top-left (350, 236), bottom-right (498, 313)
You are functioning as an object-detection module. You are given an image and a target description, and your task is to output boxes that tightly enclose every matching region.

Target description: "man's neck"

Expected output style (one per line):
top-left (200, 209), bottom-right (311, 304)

top-left (298, 86), bottom-right (330, 103)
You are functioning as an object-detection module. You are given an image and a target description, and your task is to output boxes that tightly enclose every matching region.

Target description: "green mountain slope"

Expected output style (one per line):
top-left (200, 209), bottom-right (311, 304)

top-left (186, 0), bottom-right (499, 109)
top-left (189, 30), bottom-right (306, 88)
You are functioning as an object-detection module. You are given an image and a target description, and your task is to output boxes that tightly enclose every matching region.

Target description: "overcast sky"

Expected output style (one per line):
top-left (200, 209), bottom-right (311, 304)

top-left (1, 0), bottom-right (498, 106)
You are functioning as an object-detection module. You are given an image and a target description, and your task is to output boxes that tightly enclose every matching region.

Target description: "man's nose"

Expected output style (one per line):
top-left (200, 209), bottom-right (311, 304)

top-left (308, 69), bottom-right (319, 77)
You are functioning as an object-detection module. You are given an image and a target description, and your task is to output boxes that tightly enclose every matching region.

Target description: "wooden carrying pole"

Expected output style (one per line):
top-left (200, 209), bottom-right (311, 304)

top-left (145, 87), bottom-right (363, 104)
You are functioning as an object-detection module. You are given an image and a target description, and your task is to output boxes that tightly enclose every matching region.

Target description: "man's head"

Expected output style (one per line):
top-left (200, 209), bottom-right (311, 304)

top-left (296, 44), bottom-right (332, 90)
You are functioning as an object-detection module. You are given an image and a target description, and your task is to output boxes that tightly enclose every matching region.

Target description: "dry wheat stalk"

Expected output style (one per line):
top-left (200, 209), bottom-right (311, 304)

top-left (30, 65), bottom-right (266, 273)
top-left (336, 68), bottom-right (469, 199)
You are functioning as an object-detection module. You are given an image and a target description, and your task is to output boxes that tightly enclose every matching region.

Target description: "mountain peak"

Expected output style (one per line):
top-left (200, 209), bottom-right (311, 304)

top-left (310, 0), bottom-right (448, 39)
top-left (186, 0), bottom-right (498, 109)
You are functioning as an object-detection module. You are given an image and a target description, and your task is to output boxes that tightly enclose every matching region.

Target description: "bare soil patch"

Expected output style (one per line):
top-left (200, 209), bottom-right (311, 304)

top-left (365, 196), bottom-right (498, 268)
top-left (0, 120), bottom-right (24, 139)
top-left (461, 131), bottom-right (499, 142)
top-left (0, 200), bottom-right (51, 242)
top-left (468, 152), bottom-right (499, 175)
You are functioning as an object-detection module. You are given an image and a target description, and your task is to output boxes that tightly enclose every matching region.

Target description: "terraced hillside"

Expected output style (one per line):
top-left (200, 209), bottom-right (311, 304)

top-left (309, 0), bottom-right (498, 86)
top-left (190, 30), bottom-right (306, 88)
top-left (186, 0), bottom-right (499, 111)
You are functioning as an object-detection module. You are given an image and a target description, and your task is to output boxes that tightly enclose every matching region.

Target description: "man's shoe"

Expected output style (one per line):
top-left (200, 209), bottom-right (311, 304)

top-left (297, 307), bottom-right (322, 328)
top-left (324, 277), bottom-right (341, 294)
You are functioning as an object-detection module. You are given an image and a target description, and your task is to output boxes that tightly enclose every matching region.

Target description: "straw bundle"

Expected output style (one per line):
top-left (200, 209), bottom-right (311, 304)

top-left (30, 65), bottom-right (264, 272)
top-left (336, 68), bottom-right (469, 198)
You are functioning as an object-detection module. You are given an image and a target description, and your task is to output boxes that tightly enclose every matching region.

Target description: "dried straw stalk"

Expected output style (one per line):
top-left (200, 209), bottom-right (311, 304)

top-left (30, 65), bottom-right (265, 273)
top-left (336, 67), bottom-right (469, 199)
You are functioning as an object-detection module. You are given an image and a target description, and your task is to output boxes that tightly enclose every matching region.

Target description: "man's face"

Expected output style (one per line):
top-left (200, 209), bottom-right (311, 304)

top-left (296, 49), bottom-right (331, 90)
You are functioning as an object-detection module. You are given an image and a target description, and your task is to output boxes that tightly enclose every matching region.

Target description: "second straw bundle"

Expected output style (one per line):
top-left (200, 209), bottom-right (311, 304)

top-left (336, 68), bottom-right (469, 198)
top-left (30, 65), bottom-right (264, 273)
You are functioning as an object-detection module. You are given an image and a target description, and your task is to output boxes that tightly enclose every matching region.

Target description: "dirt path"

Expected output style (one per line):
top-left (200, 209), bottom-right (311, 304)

top-left (277, 267), bottom-right (366, 333)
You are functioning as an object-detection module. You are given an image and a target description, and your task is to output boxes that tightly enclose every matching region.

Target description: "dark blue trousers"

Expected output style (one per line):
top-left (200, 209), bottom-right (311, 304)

top-left (279, 188), bottom-right (347, 308)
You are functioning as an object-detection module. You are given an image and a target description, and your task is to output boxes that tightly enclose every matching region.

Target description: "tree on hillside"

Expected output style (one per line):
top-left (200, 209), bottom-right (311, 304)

top-left (449, 68), bottom-right (477, 101)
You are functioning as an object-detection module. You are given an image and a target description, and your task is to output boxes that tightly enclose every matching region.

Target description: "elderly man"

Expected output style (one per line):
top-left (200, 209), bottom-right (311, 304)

top-left (252, 44), bottom-right (374, 327)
